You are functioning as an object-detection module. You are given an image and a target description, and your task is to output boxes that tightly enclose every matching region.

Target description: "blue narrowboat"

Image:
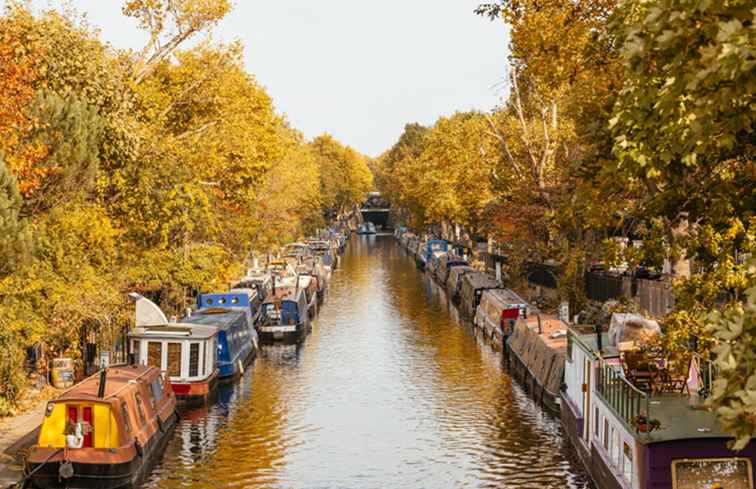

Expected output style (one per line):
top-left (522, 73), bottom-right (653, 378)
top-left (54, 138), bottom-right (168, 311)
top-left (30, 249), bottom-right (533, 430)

top-left (182, 293), bottom-right (259, 380)
top-left (418, 239), bottom-right (448, 270)
top-left (258, 286), bottom-right (311, 343)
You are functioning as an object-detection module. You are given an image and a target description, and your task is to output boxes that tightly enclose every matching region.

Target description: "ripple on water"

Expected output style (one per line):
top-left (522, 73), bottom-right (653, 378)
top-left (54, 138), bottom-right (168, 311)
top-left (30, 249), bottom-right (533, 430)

top-left (142, 236), bottom-right (593, 489)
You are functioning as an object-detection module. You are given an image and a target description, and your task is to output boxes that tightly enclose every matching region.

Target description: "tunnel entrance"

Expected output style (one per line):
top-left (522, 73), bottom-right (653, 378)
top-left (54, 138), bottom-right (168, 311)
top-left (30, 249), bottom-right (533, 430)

top-left (360, 192), bottom-right (392, 230)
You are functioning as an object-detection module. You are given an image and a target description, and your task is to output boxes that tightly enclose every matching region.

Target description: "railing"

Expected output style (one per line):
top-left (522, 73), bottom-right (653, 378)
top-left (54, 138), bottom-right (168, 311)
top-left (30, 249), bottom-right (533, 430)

top-left (596, 361), bottom-right (650, 428)
top-left (693, 352), bottom-right (718, 399)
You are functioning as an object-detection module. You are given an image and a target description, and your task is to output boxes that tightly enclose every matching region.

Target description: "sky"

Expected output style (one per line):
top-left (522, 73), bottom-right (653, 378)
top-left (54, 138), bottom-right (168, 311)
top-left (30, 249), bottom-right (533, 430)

top-left (25, 0), bottom-right (510, 156)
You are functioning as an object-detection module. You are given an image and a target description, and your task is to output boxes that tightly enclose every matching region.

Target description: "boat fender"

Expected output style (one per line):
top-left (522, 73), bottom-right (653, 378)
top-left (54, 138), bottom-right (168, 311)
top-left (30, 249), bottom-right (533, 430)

top-left (134, 439), bottom-right (144, 458)
top-left (58, 460), bottom-right (74, 479)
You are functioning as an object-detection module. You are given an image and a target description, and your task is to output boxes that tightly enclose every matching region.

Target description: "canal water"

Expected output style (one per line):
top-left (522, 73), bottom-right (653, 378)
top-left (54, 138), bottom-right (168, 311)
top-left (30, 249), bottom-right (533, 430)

top-left (143, 235), bottom-right (593, 489)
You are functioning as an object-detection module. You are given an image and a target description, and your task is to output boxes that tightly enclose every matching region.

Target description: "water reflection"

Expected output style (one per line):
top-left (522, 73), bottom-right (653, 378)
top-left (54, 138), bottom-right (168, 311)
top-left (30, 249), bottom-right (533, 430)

top-left (144, 235), bottom-right (592, 489)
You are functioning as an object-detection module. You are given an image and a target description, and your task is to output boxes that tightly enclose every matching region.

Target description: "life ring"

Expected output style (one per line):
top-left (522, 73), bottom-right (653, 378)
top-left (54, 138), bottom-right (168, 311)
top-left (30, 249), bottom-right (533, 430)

top-left (134, 440), bottom-right (144, 458)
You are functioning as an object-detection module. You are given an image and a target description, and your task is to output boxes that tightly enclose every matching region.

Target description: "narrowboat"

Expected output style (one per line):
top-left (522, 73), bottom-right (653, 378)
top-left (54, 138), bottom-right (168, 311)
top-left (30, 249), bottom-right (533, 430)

top-left (562, 322), bottom-right (756, 489)
top-left (459, 271), bottom-right (500, 318)
top-left (282, 242), bottom-right (311, 259)
top-left (307, 239), bottom-right (338, 271)
top-left (297, 261), bottom-right (328, 305)
top-left (231, 268), bottom-right (273, 304)
top-left (473, 288), bottom-right (528, 349)
top-left (417, 239), bottom-right (448, 270)
top-left (27, 365), bottom-right (177, 489)
top-left (436, 254), bottom-right (468, 285)
top-left (128, 295), bottom-right (219, 402)
top-left (189, 293), bottom-right (259, 380)
top-left (356, 222), bottom-right (376, 235)
top-left (446, 265), bottom-right (476, 304)
top-left (506, 314), bottom-right (567, 414)
top-left (258, 286), bottom-right (311, 343)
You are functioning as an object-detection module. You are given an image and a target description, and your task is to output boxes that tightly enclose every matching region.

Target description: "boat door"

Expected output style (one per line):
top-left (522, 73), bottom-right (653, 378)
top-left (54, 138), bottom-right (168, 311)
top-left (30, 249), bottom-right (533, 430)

top-left (582, 357), bottom-right (591, 440)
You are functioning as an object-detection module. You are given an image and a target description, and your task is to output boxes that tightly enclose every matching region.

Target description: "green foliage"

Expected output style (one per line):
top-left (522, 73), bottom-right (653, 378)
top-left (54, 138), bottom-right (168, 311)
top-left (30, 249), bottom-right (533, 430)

top-left (707, 259), bottom-right (756, 450)
top-left (0, 155), bottom-right (31, 275)
top-left (23, 90), bottom-right (104, 214)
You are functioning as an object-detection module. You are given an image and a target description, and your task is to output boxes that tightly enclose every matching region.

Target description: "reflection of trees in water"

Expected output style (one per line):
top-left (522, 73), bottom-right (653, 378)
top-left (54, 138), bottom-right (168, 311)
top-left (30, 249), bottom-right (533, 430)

top-left (383, 238), bottom-right (592, 488)
top-left (145, 362), bottom-right (289, 489)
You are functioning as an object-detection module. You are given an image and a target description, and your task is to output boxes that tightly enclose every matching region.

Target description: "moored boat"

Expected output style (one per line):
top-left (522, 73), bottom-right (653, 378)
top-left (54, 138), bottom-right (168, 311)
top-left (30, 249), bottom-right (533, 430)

top-left (258, 286), bottom-right (311, 343)
top-left (458, 271), bottom-right (500, 318)
top-left (27, 365), bottom-right (177, 489)
top-left (562, 322), bottom-right (756, 489)
top-left (189, 293), bottom-right (259, 380)
top-left (128, 295), bottom-right (219, 402)
top-left (356, 222), bottom-right (376, 235)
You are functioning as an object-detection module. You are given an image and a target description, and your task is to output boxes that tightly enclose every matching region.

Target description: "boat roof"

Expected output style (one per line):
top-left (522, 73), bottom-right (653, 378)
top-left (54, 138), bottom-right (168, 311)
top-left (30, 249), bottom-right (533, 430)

top-left (462, 272), bottom-right (500, 290)
top-left (55, 365), bottom-right (159, 402)
top-left (183, 308), bottom-right (248, 330)
top-left (129, 323), bottom-right (218, 340)
top-left (483, 288), bottom-right (528, 308)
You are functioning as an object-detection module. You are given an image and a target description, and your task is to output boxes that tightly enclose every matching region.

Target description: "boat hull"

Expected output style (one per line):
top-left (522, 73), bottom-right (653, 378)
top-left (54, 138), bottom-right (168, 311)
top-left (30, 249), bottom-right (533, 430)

top-left (258, 323), bottom-right (308, 344)
top-left (172, 372), bottom-right (218, 403)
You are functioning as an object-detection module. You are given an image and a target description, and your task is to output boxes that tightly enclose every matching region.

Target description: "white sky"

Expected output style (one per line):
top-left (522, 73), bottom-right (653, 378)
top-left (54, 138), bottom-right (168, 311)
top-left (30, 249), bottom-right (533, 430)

top-left (23, 0), bottom-right (510, 156)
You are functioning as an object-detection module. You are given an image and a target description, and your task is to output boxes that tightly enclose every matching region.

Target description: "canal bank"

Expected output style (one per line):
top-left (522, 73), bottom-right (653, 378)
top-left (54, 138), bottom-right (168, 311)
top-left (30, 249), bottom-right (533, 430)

top-left (142, 234), bottom-right (592, 489)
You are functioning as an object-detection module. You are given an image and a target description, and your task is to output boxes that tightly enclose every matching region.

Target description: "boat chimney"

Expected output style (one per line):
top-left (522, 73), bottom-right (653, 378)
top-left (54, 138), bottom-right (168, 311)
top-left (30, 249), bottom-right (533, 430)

top-left (97, 369), bottom-right (107, 398)
top-left (595, 322), bottom-right (603, 353)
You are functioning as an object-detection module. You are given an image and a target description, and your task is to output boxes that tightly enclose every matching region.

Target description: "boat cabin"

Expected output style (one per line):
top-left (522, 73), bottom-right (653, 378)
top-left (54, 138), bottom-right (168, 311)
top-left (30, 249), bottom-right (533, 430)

top-left (128, 295), bottom-right (218, 401)
top-left (446, 265), bottom-right (476, 303)
top-left (258, 286), bottom-right (310, 342)
top-left (562, 323), bottom-right (756, 489)
top-left (473, 288), bottom-right (528, 343)
top-left (28, 365), bottom-right (177, 489)
top-left (437, 255), bottom-right (469, 284)
top-left (187, 297), bottom-right (258, 380)
top-left (459, 272), bottom-right (500, 318)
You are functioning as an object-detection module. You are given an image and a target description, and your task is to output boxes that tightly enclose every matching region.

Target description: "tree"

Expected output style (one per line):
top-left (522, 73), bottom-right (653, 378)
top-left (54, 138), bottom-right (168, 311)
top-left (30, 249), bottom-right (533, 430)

top-left (124, 0), bottom-right (232, 83)
top-left (310, 134), bottom-right (373, 216)
top-left (0, 155), bottom-right (31, 275)
top-left (707, 259), bottom-right (756, 450)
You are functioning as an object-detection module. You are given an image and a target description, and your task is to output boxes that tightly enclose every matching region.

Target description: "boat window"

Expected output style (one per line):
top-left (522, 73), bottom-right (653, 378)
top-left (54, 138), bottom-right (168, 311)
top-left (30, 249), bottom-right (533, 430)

top-left (189, 343), bottom-right (200, 377)
top-left (145, 381), bottom-right (156, 408)
top-left (199, 342), bottom-right (205, 376)
top-left (148, 342), bottom-right (162, 369)
top-left (150, 377), bottom-right (163, 403)
top-left (132, 340), bottom-right (141, 363)
top-left (207, 298), bottom-right (214, 305)
top-left (167, 343), bottom-right (181, 377)
top-left (120, 402), bottom-right (132, 433)
top-left (219, 298), bottom-right (226, 305)
top-left (622, 442), bottom-right (633, 484)
top-left (611, 427), bottom-right (619, 466)
top-left (231, 297), bottom-right (239, 304)
top-left (594, 408), bottom-right (599, 437)
top-left (672, 458), bottom-right (753, 489)
top-left (602, 419), bottom-right (609, 451)
top-left (134, 393), bottom-right (147, 424)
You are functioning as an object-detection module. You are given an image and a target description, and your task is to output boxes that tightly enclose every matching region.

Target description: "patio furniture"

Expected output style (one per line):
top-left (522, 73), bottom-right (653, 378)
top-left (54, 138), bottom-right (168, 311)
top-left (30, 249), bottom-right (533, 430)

top-left (621, 350), bottom-right (658, 392)
top-left (654, 359), bottom-right (690, 395)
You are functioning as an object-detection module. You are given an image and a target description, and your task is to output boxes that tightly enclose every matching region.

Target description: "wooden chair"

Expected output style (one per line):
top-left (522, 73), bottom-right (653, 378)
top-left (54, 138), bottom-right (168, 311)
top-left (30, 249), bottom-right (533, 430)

top-left (621, 350), bottom-right (657, 392)
top-left (655, 359), bottom-right (690, 395)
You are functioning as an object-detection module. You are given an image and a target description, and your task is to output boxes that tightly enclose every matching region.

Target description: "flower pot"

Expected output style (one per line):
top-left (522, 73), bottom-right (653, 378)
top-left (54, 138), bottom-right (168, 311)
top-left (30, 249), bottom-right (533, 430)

top-left (637, 423), bottom-right (650, 433)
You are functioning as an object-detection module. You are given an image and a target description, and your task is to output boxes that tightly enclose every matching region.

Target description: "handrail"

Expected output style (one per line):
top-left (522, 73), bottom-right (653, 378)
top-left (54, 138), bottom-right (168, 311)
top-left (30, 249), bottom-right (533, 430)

top-left (596, 361), bottom-right (650, 430)
top-left (692, 352), bottom-right (717, 399)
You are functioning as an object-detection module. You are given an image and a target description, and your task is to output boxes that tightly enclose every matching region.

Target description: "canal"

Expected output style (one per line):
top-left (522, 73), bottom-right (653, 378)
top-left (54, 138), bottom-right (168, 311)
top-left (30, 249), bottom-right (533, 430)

top-left (143, 235), bottom-right (593, 489)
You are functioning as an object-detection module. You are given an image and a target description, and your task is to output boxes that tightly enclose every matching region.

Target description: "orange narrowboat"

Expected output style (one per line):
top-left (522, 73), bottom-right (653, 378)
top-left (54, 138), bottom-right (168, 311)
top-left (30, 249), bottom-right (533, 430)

top-left (26, 365), bottom-right (177, 489)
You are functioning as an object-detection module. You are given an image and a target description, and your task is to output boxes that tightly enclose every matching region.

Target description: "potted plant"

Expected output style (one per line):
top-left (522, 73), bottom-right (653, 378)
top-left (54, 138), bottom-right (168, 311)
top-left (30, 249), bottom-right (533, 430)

top-left (632, 413), bottom-right (661, 433)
